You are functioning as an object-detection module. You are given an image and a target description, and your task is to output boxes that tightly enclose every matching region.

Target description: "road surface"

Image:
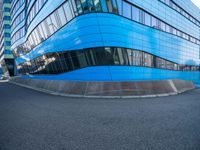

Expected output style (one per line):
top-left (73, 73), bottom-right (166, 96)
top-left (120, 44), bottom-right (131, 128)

top-left (0, 81), bottom-right (200, 150)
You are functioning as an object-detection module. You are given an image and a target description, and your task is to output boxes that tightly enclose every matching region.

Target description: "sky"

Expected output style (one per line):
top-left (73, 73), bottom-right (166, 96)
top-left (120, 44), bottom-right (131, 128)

top-left (191, 0), bottom-right (200, 8)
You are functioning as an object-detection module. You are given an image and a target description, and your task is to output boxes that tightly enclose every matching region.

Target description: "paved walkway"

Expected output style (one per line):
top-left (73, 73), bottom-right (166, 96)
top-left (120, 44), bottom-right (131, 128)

top-left (0, 82), bottom-right (200, 150)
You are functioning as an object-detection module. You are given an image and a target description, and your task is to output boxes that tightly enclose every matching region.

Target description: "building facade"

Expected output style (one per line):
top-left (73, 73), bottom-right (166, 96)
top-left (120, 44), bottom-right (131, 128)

top-left (11, 0), bottom-right (200, 84)
top-left (0, 0), bottom-right (14, 77)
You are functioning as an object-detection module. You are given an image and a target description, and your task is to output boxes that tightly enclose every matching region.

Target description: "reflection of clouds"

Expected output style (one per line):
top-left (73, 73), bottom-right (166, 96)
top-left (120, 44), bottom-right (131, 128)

top-left (17, 16), bottom-right (88, 64)
top-left (20, 55), bottom-right (30, 62)
top-left (37, 48), bottom-right (45, 55)
top-left (20, 44), bottom-right (52, 64)
top-left (39, 26), bottom-right (77, 48)
top-left (55, 24), bottom-right (78, 40)
top-left (39, 44), bottom-right (51, 54)
top-left (21, 55), bottom-right (29, 61)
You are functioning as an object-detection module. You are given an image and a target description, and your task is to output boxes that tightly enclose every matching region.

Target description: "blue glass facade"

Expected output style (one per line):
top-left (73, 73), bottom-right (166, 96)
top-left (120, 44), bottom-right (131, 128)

top-left (11, 0), bottom-right (200, 84)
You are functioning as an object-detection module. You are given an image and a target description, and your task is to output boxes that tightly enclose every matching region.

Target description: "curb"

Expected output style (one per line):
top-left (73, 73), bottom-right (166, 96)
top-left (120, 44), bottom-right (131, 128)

top-left (9, 81), bottom-right (191, 99)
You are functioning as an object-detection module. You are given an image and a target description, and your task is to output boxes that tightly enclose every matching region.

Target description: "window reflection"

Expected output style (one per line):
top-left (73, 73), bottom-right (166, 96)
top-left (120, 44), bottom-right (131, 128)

top-left (144, 13), bottom-right (151, 26)
top-left (87, 0), bottom-right (95, 12)
top-left (17, 47), bottom-right (200, 75)
top-left (121, 0), bottom-right (199, 45)
top-left (106, 0), bottom-right (117, 13)
top-left (63, 2), bottom-right (73, 21)
top-left (13, 0), bottom-right (120, 55)
top-left (159, 0), bottom-right (200, 28)
top-left (93, 0), bottom-right (102, 11)
top-left (100, 0), bottom-right (108, 12)
top-left (132, 6), bottom-right (139, 22)
top-left (81, 0), bottom-right (89, 13)
top-left (123, 1), bottom-right (131, 19)
top-left (13, 0), bottom-right (200, 57)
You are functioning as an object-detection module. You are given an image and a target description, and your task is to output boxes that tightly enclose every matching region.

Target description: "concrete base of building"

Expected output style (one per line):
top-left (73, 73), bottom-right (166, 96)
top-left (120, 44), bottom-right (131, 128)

top-left (9, 77), bottom-right (195, 98)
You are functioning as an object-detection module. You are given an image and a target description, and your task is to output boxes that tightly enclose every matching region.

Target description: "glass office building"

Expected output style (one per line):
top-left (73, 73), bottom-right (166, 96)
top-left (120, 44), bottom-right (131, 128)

top-left (0, 0), bottom-right (14, 77)
top-left (11, 0), bottom-right (200, 84)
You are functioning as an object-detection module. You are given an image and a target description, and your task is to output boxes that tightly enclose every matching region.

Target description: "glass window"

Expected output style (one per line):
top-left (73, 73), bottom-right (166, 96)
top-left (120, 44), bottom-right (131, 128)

top-left (165, 0), bottom-right (170, 5)
top-left (75, 0), bottom-right (83, 14)
top-left (70, 0), bottom-right (79, 16)
top-left (122, 48), bottom-right (129, 65)
top-left (85, 49), bottom-right (96, 66)
top-left (58, 53), bottom-right (69, 72)
top-left (38, 0), bottom-right (42, 9)
top-left (111, 48), bottom-right (120, 65)
top-left (46, 17), bottom-right (55, 35)
top-left (139, 10), bottom-right (144, 24)
top-left (57, 6), bottom-right (67, 26)
top-left (165, 61), bottom-right (174, 69)
top-left (32, 30), bottom-right (39, 45)
top-left (29, 34), bottom-right (35, 48)
top-left (92, 47), bottom-right (111, 65)
top-left (176, 30), bottom-right (180, 36)
top-left (190, 37), bottom-right (195, 43)
top-left (104, 47), bottom-right (115, 65)
top-left (75, 51), bottom-right (88, 67)
top-left (17, 46), bottom-right (200, 75)
top-left (35, 27), bottom-right (42, 43)
top-left (182, 33), bottom-right (186, 39)
top-left (151, 16), bottom-right (158, 28)
top-left (106, 0), bottom-right (114, 13)
top-left (160, 21), bottom-right (165, 31)
top-left (132, 6), bottom-right (139, 22)
top-left (180, 9), bottom-right (184, 15)
top-left (63, 2), bottom-right (73, 21)
top-left (26, 40), bottom-right (31, 52)
top-left (169, 26), bottom-right (173, 34)
top-left (172, 28), bottom-right (177, 35)
top-left (50, 13), bottom-right (61, 31)
top-left (35, 1), bottom-right (39, 12)
top-left (69, 51), bottom-right (80, 69)
top-left (100, 0), bottom-right (107, 12)
top-left (172, 3), bottom-right (177, 10)
top-left (80, 0), bottom-right (89, 13)
top-left (156, 57), bottom-right (165, 68)
top-left (182, 10), bottom-right (187, 17)
top-left (184, 34), bottom-right (189, 40)
top-left (173, 64), bottom-right (178, 70)
top-left (132, 51), bottom-right (142, 66)
top-left (41, 20), bottom-right (50, 38)
top-left (165, 24), bottom-right (170, 33)
top-left (143, 52), bottom-right (153, 67)
top-left (144, 12), bottom-right (151, 26)
top-left (197, 40), bottom-right (200, 45)
top-left (111, 0), bottom-right (118, 13)
top-left (87, 0), bottom-right (95, 12)
top-left (123, 2), bottom-right (131, 19)
top-left (177, 30), bottom-right (183, 37)
top-left (93, 0), bottom-right (102, 11)
top-left (127, 49), bottom-right (133, 65)
top-left (176, 6), bottom-right (180, 12)
top-left (117, 48), bottom-right (124, 65)
top-left (37, 25), bottom-right (45, 41)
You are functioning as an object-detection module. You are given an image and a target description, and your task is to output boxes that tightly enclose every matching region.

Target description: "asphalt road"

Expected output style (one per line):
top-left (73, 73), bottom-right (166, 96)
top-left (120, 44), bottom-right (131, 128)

top-left (0, 81), bottom-right (200, 150)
